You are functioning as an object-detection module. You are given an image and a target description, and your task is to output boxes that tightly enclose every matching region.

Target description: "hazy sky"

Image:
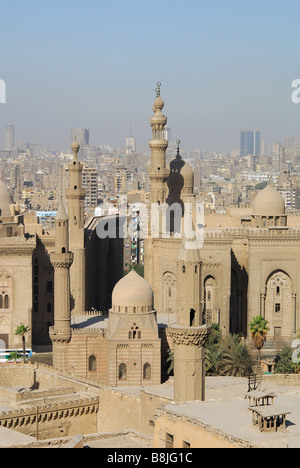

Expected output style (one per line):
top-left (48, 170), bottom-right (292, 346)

top-left (1, 0), bottom-right (300, 152)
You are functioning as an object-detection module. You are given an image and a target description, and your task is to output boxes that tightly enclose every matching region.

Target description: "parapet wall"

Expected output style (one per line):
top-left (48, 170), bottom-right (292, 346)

top-left (0, 395), bottom-right (99, 440)
top-left (262, 373), bottom-right (300, 386)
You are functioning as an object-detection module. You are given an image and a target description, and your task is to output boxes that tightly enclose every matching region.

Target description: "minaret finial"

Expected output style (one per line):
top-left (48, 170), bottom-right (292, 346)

top-left (156, 82), bottom-right (161, 97)
top-left (71, 138), bottom-right (80, 160)
top-left (176, 139), bottom-right (181, 157)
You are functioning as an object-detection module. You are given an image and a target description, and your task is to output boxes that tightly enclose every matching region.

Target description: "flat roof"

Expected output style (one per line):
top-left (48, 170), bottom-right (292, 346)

top-left (159, 377), bottom-right (300, 449)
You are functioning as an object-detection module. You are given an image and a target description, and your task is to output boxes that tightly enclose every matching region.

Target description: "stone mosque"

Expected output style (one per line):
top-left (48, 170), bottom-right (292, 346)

top-left (0, 84), bottom-right (300, 402)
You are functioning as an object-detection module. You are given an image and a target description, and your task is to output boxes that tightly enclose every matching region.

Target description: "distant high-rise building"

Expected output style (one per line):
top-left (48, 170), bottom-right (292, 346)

top-left (126, 123), bottom-right (136, 154)
top-left (164, 127), bottom-right (172, 142)
top-left (285, 137), bottom-right (294, 149)
top-left (5, 124), bottom-right (14, 150)
top-left (260, 139), bottom-right (267, 155)
top-left (82, 165), bottom-right (98, 207)
top-left (272, 143), bottom-right (285, 172)
top-left (240, 130), bottom-right (261, 157)
top-left (126, 136), bottom-right (136, 155)
top-left (71, 128), bottom-right (89, 147)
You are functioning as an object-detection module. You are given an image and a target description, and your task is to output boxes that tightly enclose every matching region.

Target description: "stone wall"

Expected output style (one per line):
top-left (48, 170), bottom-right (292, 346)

top-left (262, 373), bottom-right (300, 386)
top-left (153, 408), bottom-right (255, 449)
top-left (0, 396), bottom-right (99, 440)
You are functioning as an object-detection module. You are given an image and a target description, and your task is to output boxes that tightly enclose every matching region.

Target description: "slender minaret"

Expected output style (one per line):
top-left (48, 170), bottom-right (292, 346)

top-left (50, 198), bottom-right (74, 370)
top-left (169, 238), bottom-right (210, 403)
top-left (65, 140), bottom-right (86, 314)
top-left (148, 82), bottom-right (169, 206)
top-left (176, 238), bottom-right (202, 327)
top-left (145, 83), bottom-right (169, 287)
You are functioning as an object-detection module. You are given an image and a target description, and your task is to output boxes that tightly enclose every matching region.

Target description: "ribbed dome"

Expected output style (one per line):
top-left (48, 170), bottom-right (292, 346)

top-left (0, 181), bottom-right (13, 217)
top-left (112, 270), bottom-right (154, 312)
top-left (253, 185), bottom-right (285, 216)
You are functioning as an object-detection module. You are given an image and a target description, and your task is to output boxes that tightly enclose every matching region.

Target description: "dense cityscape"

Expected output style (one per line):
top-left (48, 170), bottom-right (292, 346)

top-left (2, 124), bottom-right (300, 227)
top-left (1, 0), bottom-right (300, 453)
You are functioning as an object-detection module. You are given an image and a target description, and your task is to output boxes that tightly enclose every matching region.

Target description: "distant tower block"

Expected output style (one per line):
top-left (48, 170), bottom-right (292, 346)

top-left (5, 124), bottom-right (14, 150)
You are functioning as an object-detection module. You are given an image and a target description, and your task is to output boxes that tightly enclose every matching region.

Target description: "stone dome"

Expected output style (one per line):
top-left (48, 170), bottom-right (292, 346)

top-left (0, 181), bottom-right (13, 217)
top-left (181, 161), bottom-right (194, 188)
top-left (111, 270), bottom-right (154, 313)
top-left (253, 184), bottom-right (285, 216)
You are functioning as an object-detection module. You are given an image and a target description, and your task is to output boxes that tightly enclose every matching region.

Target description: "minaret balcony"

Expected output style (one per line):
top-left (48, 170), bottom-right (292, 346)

top-left (65, 187), bottom-right (86, 200)
top-left (50, 251), bottom-right (74, 269)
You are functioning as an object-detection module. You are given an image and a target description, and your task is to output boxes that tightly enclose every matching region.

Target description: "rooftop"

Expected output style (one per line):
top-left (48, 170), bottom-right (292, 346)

top-left (158, 376), bottom-right (300, 449)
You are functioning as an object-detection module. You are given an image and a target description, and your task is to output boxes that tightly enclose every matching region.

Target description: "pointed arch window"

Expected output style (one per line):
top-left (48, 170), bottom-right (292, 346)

top-left (143, 363), bottom-right (151, 380)
top-left (0, 293), bottom-right (9, 309)
top-left (88, 355), bottom-right (97, 372)
top-left (119, 363), bottom-right (127, 380)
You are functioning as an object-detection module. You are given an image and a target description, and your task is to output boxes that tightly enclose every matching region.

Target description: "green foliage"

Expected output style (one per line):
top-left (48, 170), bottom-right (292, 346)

top-left (14, 324), bottom-right (30, 362)
top-left (255, 182), bottom-right (268, 190)
top-left (205, 323), bottom-right (223, 376)
top-left (14, 324), bottom-right (30, 337)
top-left (206, 323), bottom-right (222, 348)
top-left (8, 351), bottom-right (18, 361)
top-left (274, 347), bottom-right (300, 374)
top-left (249, 316), bottom-right (270, 359)
top-left (206, 347), bottom-right (223, 376)
top-left (218, 334), bottom-right (255, 377)
top-left (124, 264), bottom-right (144, 278)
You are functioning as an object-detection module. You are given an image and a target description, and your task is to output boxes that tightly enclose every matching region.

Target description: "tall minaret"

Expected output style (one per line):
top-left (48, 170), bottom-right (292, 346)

top-left (65, 140), bottom-right (86, 314)
top-left (169, 239), bottom-right (210, 403)
top-left (50, 199), bottom-right (74, 370)
top-left (148, 82), bottom-right (169, 205)
top-left (145, 83), bottom-right (169, 288)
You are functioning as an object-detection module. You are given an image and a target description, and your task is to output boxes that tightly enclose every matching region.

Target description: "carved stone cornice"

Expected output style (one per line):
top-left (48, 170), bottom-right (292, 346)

top-left (49, 327), bottom-right (71, 344)
top-left (168, 325), bottom-right (210, 347)
top-left (0, 245), bottom-right (36, 256)
top-left (51, 260), bottom-right (73, 269)
top-left (202, 262), bottom-right (221, 270)
top-left (65, 193), bottom-right (86, 201)
top-left (50, 252), bottom-right (73, 269)
top-left (0, 396), bottom-right (99, 429)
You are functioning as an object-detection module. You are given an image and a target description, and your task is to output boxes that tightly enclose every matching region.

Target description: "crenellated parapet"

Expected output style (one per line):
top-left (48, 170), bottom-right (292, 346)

top-left (0, 396), bottom-right (99, 431)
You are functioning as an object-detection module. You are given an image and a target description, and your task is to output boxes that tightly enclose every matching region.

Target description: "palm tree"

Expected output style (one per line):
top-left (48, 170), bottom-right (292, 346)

top-left (206, 347), bottom-right (223, 376)
top-left (249, 316), bottom-right (270, 361)
top-left (166, 349), bottom-right (174, 377)
top-left (14, 324), bottom-right (30, 362)
top-left (218, 334), bottom-right (254, 377)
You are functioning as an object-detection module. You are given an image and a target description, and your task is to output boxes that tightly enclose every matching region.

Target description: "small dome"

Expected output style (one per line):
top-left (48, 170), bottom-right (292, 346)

top-left (153, 95), bottom-right (164, 112)
top-left (112, 270), bottom-right (154, 312)
top-left (253, 185), bottom-right (285, 216)
top-left (71, 140), bottom-right (80, 151)
top-left (181, 161), bottom-right (194, 187)
top-left (0, 181), bottom-right (13, 217)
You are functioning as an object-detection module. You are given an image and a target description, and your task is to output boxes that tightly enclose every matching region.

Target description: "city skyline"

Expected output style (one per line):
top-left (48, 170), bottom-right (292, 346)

top-left (1, 1), bottom-right (300, 152)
